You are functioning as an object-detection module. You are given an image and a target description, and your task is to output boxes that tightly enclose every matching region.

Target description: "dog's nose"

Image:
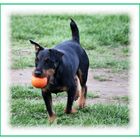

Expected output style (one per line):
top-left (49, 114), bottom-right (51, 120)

top-left (34, 70), bottom-right (42, 77)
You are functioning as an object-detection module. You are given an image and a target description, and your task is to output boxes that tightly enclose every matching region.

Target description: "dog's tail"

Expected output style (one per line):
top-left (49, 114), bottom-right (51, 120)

top-left (70, 18), bottom-right (80, 43)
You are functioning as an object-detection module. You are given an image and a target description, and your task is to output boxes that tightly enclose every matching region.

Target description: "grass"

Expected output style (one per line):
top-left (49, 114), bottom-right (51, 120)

top-left (113, 96), bottom-right (129, 103)
top-left (10, 86), bottom-right (129, 126)
top-left (87, 47), bottom-right (129, 71)
top-left (10, 14), bottom-right (130, 71)
top-left (94, 75), bottom-right (110, 82)
top-left (87, 92), bottom-right (100, 99)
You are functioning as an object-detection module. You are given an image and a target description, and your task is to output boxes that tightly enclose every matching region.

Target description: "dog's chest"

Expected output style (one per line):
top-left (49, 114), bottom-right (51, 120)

top-left (46, 76), bottom-right (67, 93)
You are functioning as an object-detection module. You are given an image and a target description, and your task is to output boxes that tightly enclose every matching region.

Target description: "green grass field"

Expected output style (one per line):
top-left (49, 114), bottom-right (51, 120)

top-left (11, 86), bottom-right (129, 126)
top-left (11, 14), bottom-right (130, 71)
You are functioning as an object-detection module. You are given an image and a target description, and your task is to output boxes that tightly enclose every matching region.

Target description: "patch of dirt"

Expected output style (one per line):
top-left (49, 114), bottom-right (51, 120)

top-left (88, 69), bottom-right (129, 97)
top-left (10, 68), bottom-right (129, 104)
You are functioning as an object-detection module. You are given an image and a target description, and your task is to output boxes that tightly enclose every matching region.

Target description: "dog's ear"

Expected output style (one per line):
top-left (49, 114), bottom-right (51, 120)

top-left (49, 49), bottom-right (64, 60)
top-left (29, 40), bottom-right (44, 53)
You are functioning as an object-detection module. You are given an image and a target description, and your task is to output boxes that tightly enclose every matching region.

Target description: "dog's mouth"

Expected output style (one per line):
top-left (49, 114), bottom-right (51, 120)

top-left (33, 68), bottom-right (55, 85)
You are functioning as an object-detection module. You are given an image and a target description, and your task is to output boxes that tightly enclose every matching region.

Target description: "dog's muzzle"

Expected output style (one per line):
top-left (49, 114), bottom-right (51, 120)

top-left (34, 69), bottom-right (43, 77)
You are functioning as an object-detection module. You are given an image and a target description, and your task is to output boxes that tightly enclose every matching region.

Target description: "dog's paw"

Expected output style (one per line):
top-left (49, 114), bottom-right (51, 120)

top-left (64, 108), bottom-right (77, 114)
top-left (77, 97), bottom-right (86, 109)
top-left (78, 103), bottom-right (85, 109)
top-left (71, 108), bottom-right (77, 113)
top-left (48, 114), bottom-right (56, 123)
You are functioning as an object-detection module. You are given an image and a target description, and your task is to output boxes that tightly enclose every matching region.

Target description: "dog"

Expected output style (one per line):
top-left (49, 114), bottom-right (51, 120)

top-left (30, 19), bottom-right (89, 122)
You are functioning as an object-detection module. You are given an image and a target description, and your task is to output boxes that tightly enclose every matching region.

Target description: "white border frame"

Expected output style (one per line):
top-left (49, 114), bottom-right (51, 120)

top-left (1, 5), bottom-right (139, 135)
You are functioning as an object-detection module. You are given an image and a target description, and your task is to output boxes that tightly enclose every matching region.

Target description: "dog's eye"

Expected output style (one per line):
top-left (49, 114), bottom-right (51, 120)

top-left (45, 58), bottom-right (50, 63)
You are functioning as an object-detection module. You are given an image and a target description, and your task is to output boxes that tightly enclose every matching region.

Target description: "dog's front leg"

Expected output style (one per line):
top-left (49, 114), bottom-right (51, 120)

top-left (42, 90), bottom-right (56, 122)
top-left (65, 84), bottom-right (77, 114)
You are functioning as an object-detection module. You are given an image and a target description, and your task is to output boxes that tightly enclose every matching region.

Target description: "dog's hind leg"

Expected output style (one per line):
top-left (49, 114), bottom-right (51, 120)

top-left (75, 75), bottom-right (87, 108)
top-left (74, 75), bottom-right (82, 101)
top-left (65, 80), bottom-right (77, 114)
top-left (77, 85), bottom-right (87, 108)
top-left (76, 70), bottom-right (88, 108)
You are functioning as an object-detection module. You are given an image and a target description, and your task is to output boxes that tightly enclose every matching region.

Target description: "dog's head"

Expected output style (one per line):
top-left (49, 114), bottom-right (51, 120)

top-left (30, 40), bottom-right (64, 78)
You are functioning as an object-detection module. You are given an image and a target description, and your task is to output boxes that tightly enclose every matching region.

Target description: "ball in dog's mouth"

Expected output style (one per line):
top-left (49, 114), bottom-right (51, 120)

top-left (31, 75), bottom-right (48, 88)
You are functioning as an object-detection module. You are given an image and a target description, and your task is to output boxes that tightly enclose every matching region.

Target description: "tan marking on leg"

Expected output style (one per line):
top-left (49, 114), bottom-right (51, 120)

top-left (76, 75), bottom-right (82, 95)
top-left (77, 87), bottom-right (86, 108)
top-left (74, 76), bottom-right (82, 100)
top-left (74, 75), bottom-right (85, 108)
top-left (77, 69), bottom-right (83, 84)
top-left (48, 113), bottom-right (56, 123)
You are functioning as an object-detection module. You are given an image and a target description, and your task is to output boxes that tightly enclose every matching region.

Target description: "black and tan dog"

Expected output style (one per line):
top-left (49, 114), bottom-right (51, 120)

top-left (30, 19), bottom-right (89, 122)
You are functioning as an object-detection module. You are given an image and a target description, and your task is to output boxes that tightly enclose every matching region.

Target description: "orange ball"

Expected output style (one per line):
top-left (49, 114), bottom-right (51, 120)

top-left (31, 75), bottom-right (48, 88)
